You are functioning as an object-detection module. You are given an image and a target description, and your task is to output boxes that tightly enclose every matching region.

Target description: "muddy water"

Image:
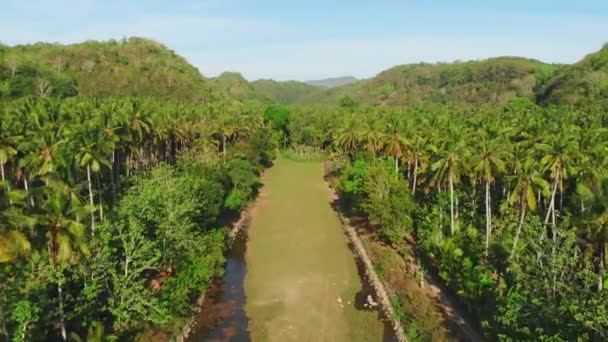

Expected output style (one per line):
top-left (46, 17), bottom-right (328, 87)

top-left (186, 228), bottom-right (250, 342)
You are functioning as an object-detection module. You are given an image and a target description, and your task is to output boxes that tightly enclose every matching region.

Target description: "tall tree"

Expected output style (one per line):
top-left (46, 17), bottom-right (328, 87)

top-left (473, 136), bottom-right (510, 253)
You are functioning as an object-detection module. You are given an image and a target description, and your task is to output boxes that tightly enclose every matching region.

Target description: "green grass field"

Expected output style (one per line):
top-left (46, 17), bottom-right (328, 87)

top-left (244, 157), bottom-right (385, 342)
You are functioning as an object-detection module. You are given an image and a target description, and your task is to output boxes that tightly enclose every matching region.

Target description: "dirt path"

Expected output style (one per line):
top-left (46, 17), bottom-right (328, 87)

top-left (244, 158), bottom-right (387, 342)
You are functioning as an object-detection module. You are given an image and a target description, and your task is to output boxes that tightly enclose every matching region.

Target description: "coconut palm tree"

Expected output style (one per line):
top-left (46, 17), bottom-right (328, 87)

top-left (508, 158), bottom-right (550, 259)
top-left (431, 140), bottom-right (469, 236)
top-left (361, 119), bottom-right (384, 156)
top-left (335, 116), bottom-right (361, 159)
top-left (382, 118), bottom-right (408, 177)
top-left (473, 136), bottom-right (511, 253)
top-left (71, 124), bottom-right (112, 235)
top-left (538, 130), bottom-right (580, 229)
top-left (0, 206), bottom-right (33, 263)
top-left (584, 179), bottom-right (608, 291)
top-left (35, 182), bottom-right (91, 341)
top-left (0, 124), bottom-right (22, 196)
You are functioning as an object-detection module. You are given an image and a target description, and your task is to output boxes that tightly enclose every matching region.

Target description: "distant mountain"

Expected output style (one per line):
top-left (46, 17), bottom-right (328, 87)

top-left (251, 79), bottom-right (323, 105)
top-left (0, 37), bottom-right (211, 101)
top-left (305, 76), bottom-right (358, 88)
top-left (308, 57), bottom-right (561, 106)
top-left (537, 44), bottom-right (608, 107)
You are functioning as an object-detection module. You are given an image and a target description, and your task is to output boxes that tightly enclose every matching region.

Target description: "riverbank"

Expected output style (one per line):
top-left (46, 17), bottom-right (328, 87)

top-left (325, 166), bottom-right (483, 342)
top-left (175, 208), bottom-right (253, 342)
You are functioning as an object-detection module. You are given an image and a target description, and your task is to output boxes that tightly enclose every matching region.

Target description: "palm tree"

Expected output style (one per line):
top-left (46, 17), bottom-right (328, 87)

top-left (508, 158), bottom-right (549, 259)
top-left (71, 124), bottom-right (112, 235)
top-left (538, 130), bottom-right (579, 228)
top-left (36, 183), bottom-right (91, 341)
top-left (334, 116), bottom-right (361, 158)
top-left (361, 119), bottom-right (384, 156)
top-left (408, 132), bottom-right (428, 195)
top-left (0, 206), bottom-right (33, 263)
top-left (0, 125), bottom-right (22, 196)
top-left (213, 114), bottom-right (238, 157)
top-left (585, 179), bottom-right (608, 291)
top-left (118, 99), bottom-right (151, 175)
top-left (473, 136), bottom-right (510, 253)
top-left (382, 119), bottom-right (408, 177)
top-left (431, 140), bottom-right (468, 235)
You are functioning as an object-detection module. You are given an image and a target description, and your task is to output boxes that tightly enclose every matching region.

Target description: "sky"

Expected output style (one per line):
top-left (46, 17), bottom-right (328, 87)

top-left (1, 0), bottom-right (607, 81)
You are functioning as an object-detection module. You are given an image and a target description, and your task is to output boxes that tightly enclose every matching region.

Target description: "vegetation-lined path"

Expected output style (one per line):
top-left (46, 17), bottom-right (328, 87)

top-left (245, 157), bottom-right (387, 341)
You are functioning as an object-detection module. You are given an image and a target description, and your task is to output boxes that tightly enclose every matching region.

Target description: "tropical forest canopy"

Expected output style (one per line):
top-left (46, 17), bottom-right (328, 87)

top-left (1, 37), bottom-right (608, 341)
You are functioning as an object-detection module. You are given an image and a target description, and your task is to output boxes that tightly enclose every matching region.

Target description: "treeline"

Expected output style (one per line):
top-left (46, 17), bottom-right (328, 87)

top-left (0, 97), bottom-right (276, 340)
top-left (286, 99), bottom-right (608, 340)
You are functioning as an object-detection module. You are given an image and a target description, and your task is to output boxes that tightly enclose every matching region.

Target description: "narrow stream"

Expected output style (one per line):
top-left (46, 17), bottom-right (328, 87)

top-left (186, 227), bottom-right (250, 341)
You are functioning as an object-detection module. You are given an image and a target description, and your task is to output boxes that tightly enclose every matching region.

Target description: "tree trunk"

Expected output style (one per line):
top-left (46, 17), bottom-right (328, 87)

top-left (412, 157), bottom-right (418, 194)
top-left (57, 282), bottom-right (67, 341)
top-left (96, 173), bottom-right (103, 220)
top-left (485, 180), bottom-right (492, 253)
top-left (438, 182), bottom-right (443, 230)
top-left (125, 254), bottom-right (130, 277)
top-left (0, 162), bottom-right (11, 205)
top-left (545, 178), bottom-right (558, 225)
top-left (87, 164), bottom-right (96, 234)
top-left (599, 245), bottom-right (605, 292)
top-left (394, 156), bottom-right (399, 178)
top-left (510, 204), bottom-right (527, 259)
top-left (559, 177), bottom-right (563, 213)
top-left (449, 172), bottom-right (455, 235)
top-left (23, 173), bottom-right (34, 207)
top-left (110, 151), bottom-right (117, 203)
top-left (222, 135), bottom-right (227, 157)
top-left (126, 153), bottom-right (131, 177)
top-left (1, 313), bottom-right (9, 341)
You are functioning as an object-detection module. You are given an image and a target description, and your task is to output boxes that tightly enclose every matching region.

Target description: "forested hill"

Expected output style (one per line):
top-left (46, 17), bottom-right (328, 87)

top-left (210, 71), bottom-right (262, 103)
top-left (251, 79), bottom-right (324, 104)
top-left (537, 44), bottom-right (608, 107)
top-left (305, 76), bottom-right (359, 88)
top-left (0, 37), bottom-right (211, 101)
top-left (306, 57), bottom-right (560, 106)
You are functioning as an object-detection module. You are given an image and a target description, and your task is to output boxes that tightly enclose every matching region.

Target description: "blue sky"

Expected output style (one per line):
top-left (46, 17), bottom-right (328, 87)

top-left (1, 0), bottom-right (607, 81)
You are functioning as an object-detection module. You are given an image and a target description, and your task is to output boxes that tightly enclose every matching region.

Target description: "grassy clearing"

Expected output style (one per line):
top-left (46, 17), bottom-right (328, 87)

top-left (244, 157), bottom-right (385, 341)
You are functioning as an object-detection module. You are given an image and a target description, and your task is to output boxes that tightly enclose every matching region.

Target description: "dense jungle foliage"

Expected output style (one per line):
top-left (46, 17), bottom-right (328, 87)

top-left (0, 96), bottom-right (276, 340)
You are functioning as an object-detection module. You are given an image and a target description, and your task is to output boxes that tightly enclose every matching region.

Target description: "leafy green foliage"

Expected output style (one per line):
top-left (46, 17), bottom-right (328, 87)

top-left (361, 163), bottom-right (414, 244)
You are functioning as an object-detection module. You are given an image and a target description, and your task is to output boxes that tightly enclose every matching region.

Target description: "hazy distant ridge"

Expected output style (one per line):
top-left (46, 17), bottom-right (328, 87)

top-left (305, 76), bottom-right (359, 88)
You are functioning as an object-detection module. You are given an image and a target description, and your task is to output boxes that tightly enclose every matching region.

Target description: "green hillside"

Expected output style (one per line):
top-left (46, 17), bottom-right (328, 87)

top-left (310, 57), bottom-right (560, 106)
top-left (0, 37), bottom-right (210, 101)
top-left (210, 71), bottom-right (268, 104)
top-left (537, 44), bottom-right (608, 106)
top-left (251, 79), bottom-right (323, 105)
